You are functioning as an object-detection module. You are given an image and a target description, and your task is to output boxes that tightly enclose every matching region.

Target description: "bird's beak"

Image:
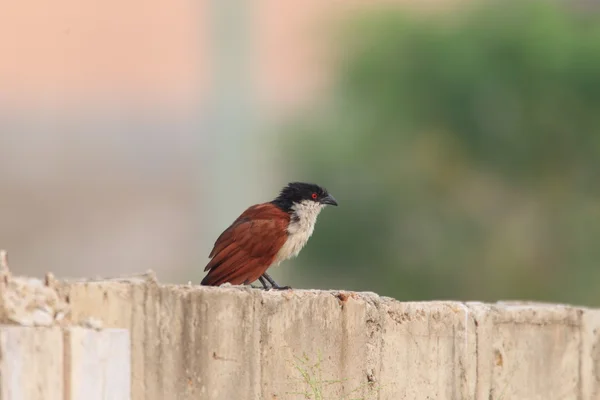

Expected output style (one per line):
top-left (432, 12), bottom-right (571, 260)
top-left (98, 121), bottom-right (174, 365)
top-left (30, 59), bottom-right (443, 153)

top-left (320, 194), bottom-right (338, 206)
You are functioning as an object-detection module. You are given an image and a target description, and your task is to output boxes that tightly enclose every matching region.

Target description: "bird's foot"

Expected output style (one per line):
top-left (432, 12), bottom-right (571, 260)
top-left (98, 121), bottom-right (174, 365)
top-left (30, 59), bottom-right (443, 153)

top-left (269, 285), bottom-right (291, 291)
top-left (261, 272), bottom-right (291, 290)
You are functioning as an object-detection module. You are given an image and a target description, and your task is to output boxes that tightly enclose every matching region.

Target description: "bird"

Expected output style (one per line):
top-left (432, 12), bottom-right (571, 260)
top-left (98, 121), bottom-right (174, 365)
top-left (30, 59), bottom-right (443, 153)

top-left (201, 182), bottom-right (338, 289)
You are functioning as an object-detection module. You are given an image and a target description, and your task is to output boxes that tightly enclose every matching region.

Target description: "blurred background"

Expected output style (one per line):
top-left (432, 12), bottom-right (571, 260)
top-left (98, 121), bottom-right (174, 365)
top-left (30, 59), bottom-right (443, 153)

top-left (2, 0), bottom-right (600, 306)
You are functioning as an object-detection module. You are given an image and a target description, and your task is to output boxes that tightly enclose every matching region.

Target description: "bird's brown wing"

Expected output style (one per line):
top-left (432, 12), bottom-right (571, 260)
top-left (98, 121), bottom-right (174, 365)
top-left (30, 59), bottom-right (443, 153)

top-left (201, 204), bottom-right (290, 286)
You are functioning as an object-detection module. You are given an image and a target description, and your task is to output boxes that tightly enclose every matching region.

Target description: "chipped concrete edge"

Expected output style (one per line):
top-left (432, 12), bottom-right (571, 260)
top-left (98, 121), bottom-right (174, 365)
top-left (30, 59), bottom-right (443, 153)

top-left (2, 265), bottom-right (600, 399)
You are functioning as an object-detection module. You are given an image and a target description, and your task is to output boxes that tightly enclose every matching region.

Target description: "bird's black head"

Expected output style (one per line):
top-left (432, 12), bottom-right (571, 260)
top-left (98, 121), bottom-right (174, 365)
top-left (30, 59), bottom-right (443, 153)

top-left (271, 182), bottom-right (338, 212)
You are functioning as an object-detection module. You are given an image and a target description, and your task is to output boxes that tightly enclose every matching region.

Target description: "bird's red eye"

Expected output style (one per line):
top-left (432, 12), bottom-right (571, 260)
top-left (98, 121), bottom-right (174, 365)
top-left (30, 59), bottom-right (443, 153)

top-left (311, 193), bottom-right (318, 200)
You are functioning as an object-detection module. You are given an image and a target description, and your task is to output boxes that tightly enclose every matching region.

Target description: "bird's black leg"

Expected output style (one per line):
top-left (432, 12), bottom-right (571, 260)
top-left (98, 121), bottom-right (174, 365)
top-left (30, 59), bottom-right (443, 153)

top-left (262, 272), bottom-right (291, 290)
top-left (249, 276), bottom-right (271, 289)
top-left (258, 276), bottom-right (270, 289)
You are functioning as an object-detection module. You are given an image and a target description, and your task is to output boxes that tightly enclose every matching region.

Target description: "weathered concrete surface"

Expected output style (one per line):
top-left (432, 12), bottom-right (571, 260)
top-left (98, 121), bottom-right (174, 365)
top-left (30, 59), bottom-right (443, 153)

top-left (376, 301), bottom-right (477, 399)
top-left (51, 276), bottom-right (600, 400)
top-left (469, 302), bottom-right (583, 400)
top-left (0, 325), bottom-right (130, 400)
top-left (0, 327), bottom-right (64, 400)
top-left (0, 271), bottom-right (68, 327)
top-left (64, 327), bottom-right (131, 400)
top-left (581, 308), bottom-right (600, 400)
top-left (0, 257), bottom-right (131, 400)
top-left (0, 261), bottom-right (595, 400)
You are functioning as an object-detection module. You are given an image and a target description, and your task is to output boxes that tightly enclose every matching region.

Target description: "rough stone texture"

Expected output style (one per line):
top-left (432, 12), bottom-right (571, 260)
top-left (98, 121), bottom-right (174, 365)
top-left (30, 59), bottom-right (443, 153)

top-left (0, 268), bottom-right (596, 400)
top-left (468, 302), bottom-right (583, 400)
top-left (49, 277), bottom-right (600, 400)
top-left (0, 271), bottom-right (68, 327)
top-left (581, 308), bottom-right (600, 400)
top-left (0, 326), bottom-right (64, 400)
top-left (64, 327), bottom-right (131, 400)
top-left (258, 290), bottom-right (371, 399)
top-left (54, 278), bottom-right (260, 399)
top-left (376, 300), bottom-right (477, 399)
top-left (0, 325), bottom-right (131, 400)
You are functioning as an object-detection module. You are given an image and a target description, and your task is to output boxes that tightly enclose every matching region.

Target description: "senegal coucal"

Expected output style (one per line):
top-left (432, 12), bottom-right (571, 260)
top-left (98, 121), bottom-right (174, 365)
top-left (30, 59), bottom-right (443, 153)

top-left (201, 182), bottom-right (338, 289)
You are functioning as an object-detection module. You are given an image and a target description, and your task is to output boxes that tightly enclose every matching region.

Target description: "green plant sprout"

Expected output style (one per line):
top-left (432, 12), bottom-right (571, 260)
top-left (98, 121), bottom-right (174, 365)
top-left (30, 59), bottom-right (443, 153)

top-left (286, 351), bottom-right (382, 400)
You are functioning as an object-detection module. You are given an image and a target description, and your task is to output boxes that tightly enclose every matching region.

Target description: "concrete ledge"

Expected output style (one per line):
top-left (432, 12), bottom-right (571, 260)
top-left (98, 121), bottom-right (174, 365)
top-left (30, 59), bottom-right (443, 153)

top-left (0, 258), bottom-right (596, 400)
top-left (51, 278), bottom-right (600, 400)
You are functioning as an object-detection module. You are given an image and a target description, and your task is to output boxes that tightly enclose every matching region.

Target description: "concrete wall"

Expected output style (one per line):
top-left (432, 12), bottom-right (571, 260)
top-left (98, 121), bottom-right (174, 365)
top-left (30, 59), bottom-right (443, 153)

top-left (2, 268), bottom-right (600, 399)
top-left (0, 326), bottom-right (131, 400)
top-left (57, 276), bottom-right (600, 400)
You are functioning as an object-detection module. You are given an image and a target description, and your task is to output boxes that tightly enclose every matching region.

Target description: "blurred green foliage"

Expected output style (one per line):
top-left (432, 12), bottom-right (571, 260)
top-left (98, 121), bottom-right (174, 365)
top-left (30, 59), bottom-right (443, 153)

top-left (284, 0), bottom-right (600, 305)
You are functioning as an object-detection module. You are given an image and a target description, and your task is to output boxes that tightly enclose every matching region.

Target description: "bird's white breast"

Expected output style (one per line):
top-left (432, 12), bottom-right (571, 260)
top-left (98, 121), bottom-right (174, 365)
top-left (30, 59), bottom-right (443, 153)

top-left (273, 200), bottom-right (325, 265)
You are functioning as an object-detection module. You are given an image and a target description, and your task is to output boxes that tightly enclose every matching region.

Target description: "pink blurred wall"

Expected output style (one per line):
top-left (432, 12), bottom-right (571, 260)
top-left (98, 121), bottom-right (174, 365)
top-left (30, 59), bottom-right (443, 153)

top-left (0, 0), bottom-right (207, 108)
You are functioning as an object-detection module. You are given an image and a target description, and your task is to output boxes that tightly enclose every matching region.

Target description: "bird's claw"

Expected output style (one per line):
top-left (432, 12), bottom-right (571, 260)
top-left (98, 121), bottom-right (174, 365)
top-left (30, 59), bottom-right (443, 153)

top-left (269, 285), bottom-right (291, 290)
top-left (256, 273), bottom-right (291, 290)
